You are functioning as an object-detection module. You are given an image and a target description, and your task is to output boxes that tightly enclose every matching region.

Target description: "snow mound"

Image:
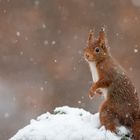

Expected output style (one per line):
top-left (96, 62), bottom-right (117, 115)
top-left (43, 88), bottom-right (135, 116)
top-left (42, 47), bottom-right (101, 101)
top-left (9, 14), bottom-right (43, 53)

top-left (10, 106), bottom-right (131, 140)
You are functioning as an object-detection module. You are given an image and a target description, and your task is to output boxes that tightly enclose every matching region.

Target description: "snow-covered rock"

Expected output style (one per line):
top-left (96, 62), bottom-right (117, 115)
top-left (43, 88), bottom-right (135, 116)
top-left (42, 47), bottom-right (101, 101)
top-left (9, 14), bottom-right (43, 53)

top-left (10, 106), bottom-right (131, 140)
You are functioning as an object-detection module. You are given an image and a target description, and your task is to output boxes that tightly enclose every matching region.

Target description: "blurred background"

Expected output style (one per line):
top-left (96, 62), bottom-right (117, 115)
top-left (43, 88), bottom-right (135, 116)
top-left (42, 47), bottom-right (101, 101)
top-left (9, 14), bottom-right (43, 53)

top-left (0, 0), bottom-right (140, 139)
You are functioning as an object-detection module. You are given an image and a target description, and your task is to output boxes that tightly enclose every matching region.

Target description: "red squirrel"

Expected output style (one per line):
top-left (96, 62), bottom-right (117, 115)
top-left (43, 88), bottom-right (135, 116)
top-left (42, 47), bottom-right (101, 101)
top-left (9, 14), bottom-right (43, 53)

top-left (84, 28), bottom-right (140, 140)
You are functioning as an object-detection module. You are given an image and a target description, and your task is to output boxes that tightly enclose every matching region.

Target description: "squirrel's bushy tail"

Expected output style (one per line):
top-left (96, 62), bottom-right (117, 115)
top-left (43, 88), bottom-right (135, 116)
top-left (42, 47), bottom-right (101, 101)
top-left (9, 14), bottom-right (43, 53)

top-left (132, 119), bottom-right (140, 140)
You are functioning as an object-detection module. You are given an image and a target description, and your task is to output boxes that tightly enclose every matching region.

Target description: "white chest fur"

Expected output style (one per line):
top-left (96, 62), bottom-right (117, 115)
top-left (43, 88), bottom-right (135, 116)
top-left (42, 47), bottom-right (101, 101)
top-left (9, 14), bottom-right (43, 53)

top-left (88, 62), bottom-right (108, 99)
top-left (88, 62), bottom-right (99, 83)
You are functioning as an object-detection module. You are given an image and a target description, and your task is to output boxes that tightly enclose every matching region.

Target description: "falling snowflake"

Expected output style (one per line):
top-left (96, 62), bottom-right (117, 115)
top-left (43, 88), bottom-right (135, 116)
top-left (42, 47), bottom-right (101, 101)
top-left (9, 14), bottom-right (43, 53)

top-left (20, 51), bottom-right (24, 55)
top-left (73, 67), bottom-right (76, 71)
top-left (116, 33), bottom-right (119, 37)
top-left (78, 100), bottom-right (82, 104)
top-left (30, 58), bottom-right (34, 62)
top-left (132, 0), bottom-right (140, 7)
top-left (3, 9), bottom-right (7, 14)
top-left (134, 48), bottom-right (138, 53)
top-left (44, 81), bottom-right (48, 85)
top-left (34, 0), bottom-right (40, 6)
top-left (44, 40), bottom-right (48, 45)
top-left (40, 87), bottom-right (44, 91)
top-left (16, 31), bottom-right (20, 37)
top-left (42, 23), bottom-right (46, 29)
top-left (52, 41), bottom-right (56, 45)
top-left (54, 59), bottom-right (57, 63)
top-left (129, 67), bottom-right (133, 71)
top-left (4, 113), bottom-right (10, 118)
top-left (25, 37), bottom-right (28, 41)
top-left (73, 35), bottom-right (78, 40)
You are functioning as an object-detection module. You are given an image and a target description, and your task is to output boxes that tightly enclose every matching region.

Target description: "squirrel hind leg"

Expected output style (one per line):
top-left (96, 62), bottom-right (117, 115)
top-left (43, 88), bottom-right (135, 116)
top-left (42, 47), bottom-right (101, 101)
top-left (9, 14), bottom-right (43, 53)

top-left (132, 120), bottom-right (140, 140)
top-left (100, 110), bottom-right (118, 132)
top-left (99, 102), bottom-right (119, 132)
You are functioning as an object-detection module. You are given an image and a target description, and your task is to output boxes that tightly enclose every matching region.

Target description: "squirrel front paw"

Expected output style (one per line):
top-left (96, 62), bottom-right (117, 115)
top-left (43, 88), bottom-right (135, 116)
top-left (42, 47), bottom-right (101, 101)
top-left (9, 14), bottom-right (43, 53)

top-left (88, 87), bottom-right (102, 99)
top-left (88, 86), bottom-right (96, 99)
top-left (88, 91), bottom-right (95, 99)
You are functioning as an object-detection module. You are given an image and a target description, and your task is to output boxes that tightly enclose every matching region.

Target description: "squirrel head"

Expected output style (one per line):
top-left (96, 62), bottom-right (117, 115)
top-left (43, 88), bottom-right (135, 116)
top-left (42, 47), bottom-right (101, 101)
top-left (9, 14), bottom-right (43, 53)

top-left (84, 27), bottom-right (110, 62)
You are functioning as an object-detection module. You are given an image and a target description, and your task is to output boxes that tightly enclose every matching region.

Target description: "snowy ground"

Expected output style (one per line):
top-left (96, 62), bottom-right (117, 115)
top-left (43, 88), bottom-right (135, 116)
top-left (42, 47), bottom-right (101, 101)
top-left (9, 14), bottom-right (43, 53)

top-left (10, 106), bottom-right (131, 140)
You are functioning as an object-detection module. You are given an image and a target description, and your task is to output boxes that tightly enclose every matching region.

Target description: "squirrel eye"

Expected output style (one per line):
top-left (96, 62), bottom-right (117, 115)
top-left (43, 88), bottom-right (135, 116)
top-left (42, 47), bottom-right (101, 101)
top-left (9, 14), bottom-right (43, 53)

top-left (95, 47), bottom-right (100, 53)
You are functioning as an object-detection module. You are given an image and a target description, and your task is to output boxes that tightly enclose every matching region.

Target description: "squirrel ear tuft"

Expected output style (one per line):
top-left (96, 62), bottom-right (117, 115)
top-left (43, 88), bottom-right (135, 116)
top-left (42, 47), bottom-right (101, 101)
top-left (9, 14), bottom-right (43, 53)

top-left (87, 29), bottom-right (94, 47)
top-left (98, 27), bottom-right (106, 45)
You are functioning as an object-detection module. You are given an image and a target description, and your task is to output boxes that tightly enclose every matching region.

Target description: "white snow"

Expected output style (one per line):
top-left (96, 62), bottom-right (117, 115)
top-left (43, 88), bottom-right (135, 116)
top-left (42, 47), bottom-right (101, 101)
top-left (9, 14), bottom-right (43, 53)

top-left (10, 106), bottom-right (131, 140)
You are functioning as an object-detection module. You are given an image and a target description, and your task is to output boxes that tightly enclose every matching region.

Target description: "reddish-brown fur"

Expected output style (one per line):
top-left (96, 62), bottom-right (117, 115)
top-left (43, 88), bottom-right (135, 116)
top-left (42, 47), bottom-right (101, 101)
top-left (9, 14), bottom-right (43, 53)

top-left (84, 28), bottom-right (140, 140)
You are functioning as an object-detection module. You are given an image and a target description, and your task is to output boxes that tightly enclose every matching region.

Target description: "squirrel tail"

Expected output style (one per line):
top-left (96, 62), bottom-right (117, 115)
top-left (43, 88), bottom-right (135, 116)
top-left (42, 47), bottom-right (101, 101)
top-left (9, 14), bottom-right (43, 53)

top-left (132, 119), bottom-right (140, 140)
